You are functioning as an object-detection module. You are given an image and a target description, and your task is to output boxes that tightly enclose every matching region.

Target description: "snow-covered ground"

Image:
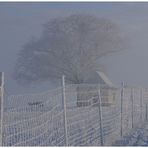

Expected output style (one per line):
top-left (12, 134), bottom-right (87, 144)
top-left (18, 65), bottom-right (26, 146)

top-left (114, 122), bottom-right (148, 146)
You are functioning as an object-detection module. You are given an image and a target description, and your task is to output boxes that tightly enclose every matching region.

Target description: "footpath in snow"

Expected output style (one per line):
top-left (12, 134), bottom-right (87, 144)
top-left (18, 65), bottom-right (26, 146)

top-left (113, 122), bottom-right (148, 146)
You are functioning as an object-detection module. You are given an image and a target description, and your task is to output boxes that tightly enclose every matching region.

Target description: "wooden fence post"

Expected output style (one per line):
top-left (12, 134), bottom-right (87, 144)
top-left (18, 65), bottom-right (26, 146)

top-left (131, 88), bottom-right (134, 128)
top-left (98, 85), bottom-right (104, 146)
top-left (62, 75), bottom-right (68, 146)
top-left (140, 88), bottom-right (143, 121)
top-left (0, 72), bottom-right (4, 146)
top-left (120, 82), bottom-right (124, 137)
top-left (146, 103), bottom-right (148, 121)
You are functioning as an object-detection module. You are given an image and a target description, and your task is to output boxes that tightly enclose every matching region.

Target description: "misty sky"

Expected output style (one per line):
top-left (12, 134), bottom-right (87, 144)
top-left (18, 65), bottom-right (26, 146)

top-left (1, 2), bottom-right (148, 94)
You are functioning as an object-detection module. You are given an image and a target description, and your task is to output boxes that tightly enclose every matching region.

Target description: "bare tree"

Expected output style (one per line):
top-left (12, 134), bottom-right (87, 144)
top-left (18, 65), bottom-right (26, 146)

top-left (14, 14), bottom-right (125, 85)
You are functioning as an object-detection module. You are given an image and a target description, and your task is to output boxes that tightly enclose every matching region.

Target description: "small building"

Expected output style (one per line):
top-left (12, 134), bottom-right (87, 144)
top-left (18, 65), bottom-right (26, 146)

top-left (76, 71), bottom-right (117, 107)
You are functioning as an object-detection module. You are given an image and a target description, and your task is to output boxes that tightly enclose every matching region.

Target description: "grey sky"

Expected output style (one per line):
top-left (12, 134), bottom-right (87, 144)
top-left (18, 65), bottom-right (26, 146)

top-left (1, 2), bottom-right (148, 94)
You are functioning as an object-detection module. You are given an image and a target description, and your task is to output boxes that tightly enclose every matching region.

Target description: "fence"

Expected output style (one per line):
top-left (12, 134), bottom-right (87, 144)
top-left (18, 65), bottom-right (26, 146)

top-left (1, 75), bottom-right (148, 146)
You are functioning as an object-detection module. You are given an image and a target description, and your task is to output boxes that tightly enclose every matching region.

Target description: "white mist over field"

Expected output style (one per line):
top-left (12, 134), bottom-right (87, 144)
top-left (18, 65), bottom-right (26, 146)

top-left (0, 2), bottom-right (148, 94)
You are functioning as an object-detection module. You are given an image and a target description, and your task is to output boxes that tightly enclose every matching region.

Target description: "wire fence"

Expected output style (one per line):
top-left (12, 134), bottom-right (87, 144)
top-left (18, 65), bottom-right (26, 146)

top-left (1, 78), bottom-right (148, 146)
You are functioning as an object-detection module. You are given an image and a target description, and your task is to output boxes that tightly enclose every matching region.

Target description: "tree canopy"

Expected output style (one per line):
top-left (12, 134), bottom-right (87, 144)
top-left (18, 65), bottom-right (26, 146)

top-left (14, 14), bottom-right (126, 85)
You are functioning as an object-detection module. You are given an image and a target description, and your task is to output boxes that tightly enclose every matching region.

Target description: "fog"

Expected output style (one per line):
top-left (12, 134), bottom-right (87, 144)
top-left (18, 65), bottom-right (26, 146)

top-left (1, 2), bottom-right (148, 94)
